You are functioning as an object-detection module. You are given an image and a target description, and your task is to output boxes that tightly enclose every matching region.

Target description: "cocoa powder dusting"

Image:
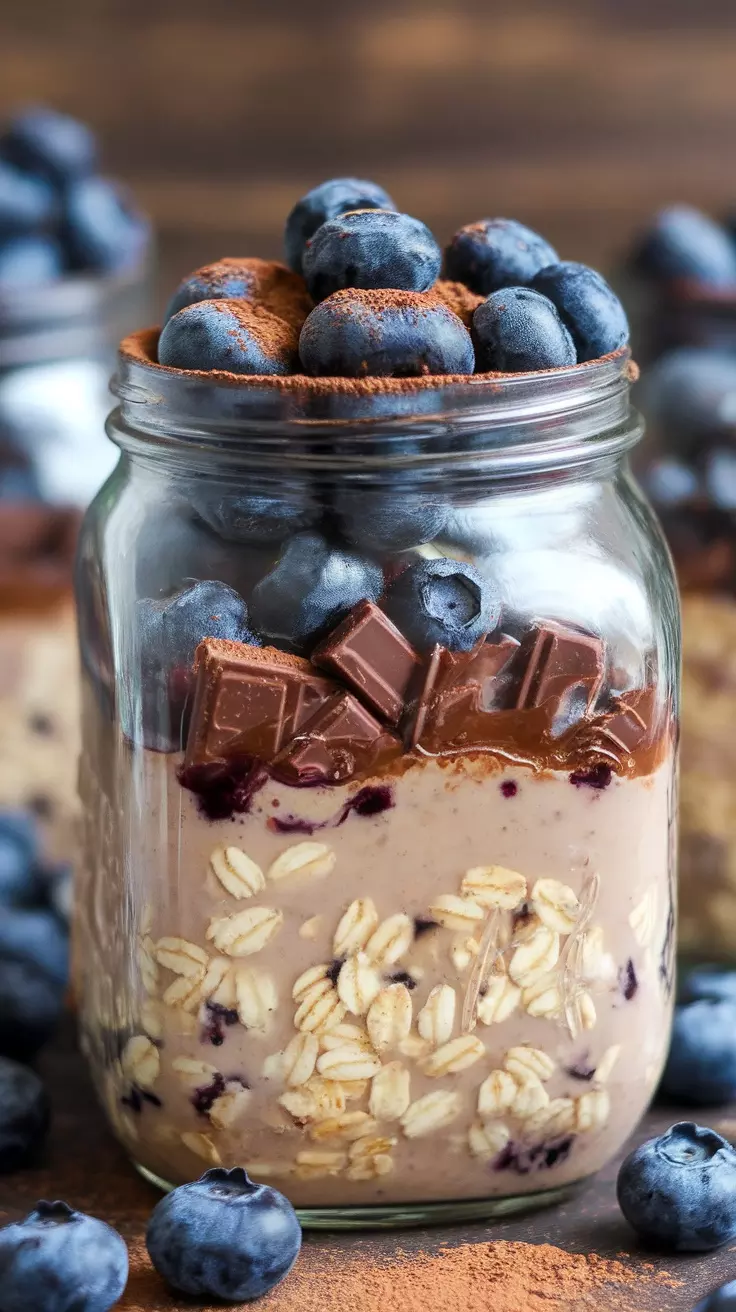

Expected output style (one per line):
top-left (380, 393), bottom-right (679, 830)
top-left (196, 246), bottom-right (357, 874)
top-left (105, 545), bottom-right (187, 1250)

top-left (430, 278), bottom-right (484, 328)
top-left (119, 1238), bottom-right (683, 1312)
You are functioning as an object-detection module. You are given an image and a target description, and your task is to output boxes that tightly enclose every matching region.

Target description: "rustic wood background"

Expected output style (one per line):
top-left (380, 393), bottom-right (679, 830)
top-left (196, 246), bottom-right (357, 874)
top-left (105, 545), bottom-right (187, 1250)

top-left (0, 0), bottom-right (735, 306)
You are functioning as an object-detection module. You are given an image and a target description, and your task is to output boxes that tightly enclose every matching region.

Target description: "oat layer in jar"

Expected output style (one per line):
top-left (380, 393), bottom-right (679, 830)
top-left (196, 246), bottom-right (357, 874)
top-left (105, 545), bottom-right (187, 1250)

top-left (75, 337), bottom-right (679, 1226)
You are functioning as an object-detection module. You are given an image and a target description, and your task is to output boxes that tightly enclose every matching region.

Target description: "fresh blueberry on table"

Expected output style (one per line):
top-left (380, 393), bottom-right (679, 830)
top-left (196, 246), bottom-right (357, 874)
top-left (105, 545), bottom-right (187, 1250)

top-left (383, 555), bottom-right (500, 652)
top-left (472, 287), bottom-right (577, 371)
top-left (285, 175), bottom-right (395, 275)
top-left (302, 208), bottom-right (441, 302)
top-left (680, 966), bottom-right (736, 1006)
top-left (333, 484), bottom-right (448, 552)
top-left (0, 107), bottom-right (97, 183)
top-left (617, 1121), bottom-right (736, 1251)
top-left (0, 958), bottom-right (63, 1062)
top-left (250, 530), bottom-right (383, 653)
top-left (0, 236), bottom-right (62, 287)
top-left (0, 908), bottom-right (69, 988)
top-left (445, 217), bottom-right (559, 295)
top-left (694, 1280), bottom-right (736, 1311)
top-left (641, 457), bottom-right (699, 509)
top-left (0, 1200), bottom-right (128, 1312)
top-left (158, 298), bottom-right (297, 375)
top-left (63, 177), bottom-right (150, 273)
top-left (0, 810), bottom-right (43, 909)
top-left (640, 348), bottom-right (736, 455)
top-left (0, 1057), bottom-right (49, 1172)
top-left (0, 162), bottom-right (54, 234)
top-left (164, 257), bottom-right (312, 327)
top-left (146, 1166), bottom-right (301, 1301)
top-left (530, 261), bottom-right (629, 362)
top-left (660, 999), bottom-right (736, 1105)
top-left (194, 490), bottom-right (320, 546)
top-left (299, 289), bottom-right (475, 378)
top-left (632, 206), bottom-right (736, 286)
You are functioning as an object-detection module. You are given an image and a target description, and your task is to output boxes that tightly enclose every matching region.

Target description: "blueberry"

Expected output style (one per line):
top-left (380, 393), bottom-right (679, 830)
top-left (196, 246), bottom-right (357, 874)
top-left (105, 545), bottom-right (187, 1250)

top-left (158, 299), bottom-right (297, 376)
top-left (194, 491), bottom-right (319, 546)
top-left (63, 177), bottom-right (149, 273)
top-left (0, 811), bottom-right (42, 908)
top-left (0, 1057), bottom-right (49, 1171)
top-left (472, 287), bottom-right (576, 372)
top-left (641, 349), bottom-right (736, 455)
top-left (705, 449), bottom-right (736, 510)
top-left (633, 206), bottom-right (736, 286)
top-left (0, 909), bottom-right (69, 987)
top-left (146, 1166), bottom-right (301, 1301)
top-left (445, 217), bottom-right (558, 294)
top-left (642, 457), bottom-right (699, 508)
top-left (383, 556), bottom-right (500, 652)
top-left (617, 1121), bottom-right (736, 1251)
top-left (285, 176), bottom-right (394, 275)
top-left (0, 162), bottom-right (54, 234)
top-left (299, 289), bottom-right (475, 378)
top-left (250, 531), bottom-right (383, 653)
top-left (302, 209), bottom-right (441, 302)
top-left (134, 580), bottom-right (257, 750)
top-left (0, 1200), bottom-right (128, 1312)
top-left (694, 1280), bottom-right (736, 1310)
top-left (0, 461), bottom-right (43, 501)
top-left (164, 257), bottom-right (312, 327)
top-left (680, 966), bottom-right (736, 1006)
top-left (333, 484), bottom-right (448, 552)
top-left (660, 1000), bottom-right (736, 1105)
top-left (0, 108), bottom-right (97, 183)
top-left (0, 236), bottom-right (62, 288)
top-left (0, 959), bottom-right (64, 1062)
top-left (531, 262), bottom-right (629, 362)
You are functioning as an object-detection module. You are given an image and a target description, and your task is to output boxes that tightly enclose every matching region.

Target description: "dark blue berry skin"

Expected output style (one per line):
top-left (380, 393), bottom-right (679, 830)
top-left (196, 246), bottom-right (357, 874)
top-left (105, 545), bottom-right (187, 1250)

top-left (300, 289), bottom-right (475, 378)
top-left (0, 811), bottom-right (42, 909)
top-left (135, 580), bottom-right (257, 750)
top-left (302, 209), bottom-right (441, 303)
top-left (383, 556), bottom-right (500, 653)
top-left (1, 108), bottom-right (96, 184)
top-left (285, 176), bottom-right (394, 275)
top-left (250, 531), bottom-right (382, 653)
top-left (660, 1000), bottom-right (736, 1105)
top-left (617, 1122), bottom-right (736, 1252)
top-left (0, 1201), bottom-right (128, 1312)
top-left (146, 1167), bottom-right (301, 1301)
top-left (633, 206), bottom-right (736, 286)
top-left (694, 1280), bottom-right (736, 1310)
top-left (642, 458), bottom-right (699, 509)
top-left (641, 349), bottom-right (736, 456)
top-left (0, 163), bottom-right (54, 235)
top-left (194, 491), bottom-right (320, 546)
top-left (0, 1057), bottom-right (49, 1172)
top-left (158, 299), bottom-right (296, 376)
top-left (63, 178), bottom-right (149, 273)
top-left (0, 237), bottom-right (62, 288)
top-left (0, 909), bottom-right (69, 988)
top-left (164, 261), bottom-right (257, 323)
top-left (680, 967), bottom-right (736, 1006)
top-left (0, 959), bottom-right (64, 1062)
top-left (472, 287), bottom-right (576, 372)
top-left (531, 262), bottom-right (629, 362)
top-left (333, 484), bottom-right (448, 552)
top-left (445, 218), bottom-right (558, 296)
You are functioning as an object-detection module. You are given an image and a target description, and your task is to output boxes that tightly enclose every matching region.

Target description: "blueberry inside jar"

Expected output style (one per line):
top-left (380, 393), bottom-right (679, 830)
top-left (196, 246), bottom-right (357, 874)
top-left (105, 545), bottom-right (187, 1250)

top-left (75, 182), bottom-right (679, 1226)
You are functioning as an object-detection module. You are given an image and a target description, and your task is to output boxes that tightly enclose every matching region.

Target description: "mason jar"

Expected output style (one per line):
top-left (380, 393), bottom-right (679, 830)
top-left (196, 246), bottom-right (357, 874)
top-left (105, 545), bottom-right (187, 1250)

top-left (75, 334), bottom-right (679, 1227)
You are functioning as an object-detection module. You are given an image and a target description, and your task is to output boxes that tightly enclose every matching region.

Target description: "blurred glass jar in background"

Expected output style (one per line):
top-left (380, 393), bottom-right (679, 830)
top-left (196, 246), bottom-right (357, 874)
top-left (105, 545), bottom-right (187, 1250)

top-left (630, 204), bottom-right (736, 960)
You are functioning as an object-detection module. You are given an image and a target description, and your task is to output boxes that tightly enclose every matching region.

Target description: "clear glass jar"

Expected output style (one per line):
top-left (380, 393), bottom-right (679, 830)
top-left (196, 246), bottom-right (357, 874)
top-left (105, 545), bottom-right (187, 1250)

top-left (75, 337), bottom-right (679, 1227)
top-left (634, 286), bottom-right (736, 959)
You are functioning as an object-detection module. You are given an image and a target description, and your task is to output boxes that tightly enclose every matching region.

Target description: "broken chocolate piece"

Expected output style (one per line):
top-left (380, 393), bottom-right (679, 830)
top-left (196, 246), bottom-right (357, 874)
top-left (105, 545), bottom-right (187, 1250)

top-left (514, 622), bottom-right (604, 717)
top-left (185, 638), bottom-right (337, 768)
top-left (407, 634), bottom-right (520, 749)
top-left (272, 690), bottom-right (402, 786)
top-left (599, 687), bottom-right (656, 755)
top-left (312, 600), bottom-right (421, 725)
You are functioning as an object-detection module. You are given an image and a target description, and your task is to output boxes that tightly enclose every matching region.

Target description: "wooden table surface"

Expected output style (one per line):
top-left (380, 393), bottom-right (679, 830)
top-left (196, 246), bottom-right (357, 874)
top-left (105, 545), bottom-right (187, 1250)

top-left (0, 1018), bottom-right (733, 1311)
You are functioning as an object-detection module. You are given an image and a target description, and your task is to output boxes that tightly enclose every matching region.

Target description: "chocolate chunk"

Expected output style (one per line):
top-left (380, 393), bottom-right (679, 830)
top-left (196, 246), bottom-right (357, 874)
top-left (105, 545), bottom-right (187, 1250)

top-left (312, 600), bottom-right (421, 725)
top-left (185, 638), bottom-right (337, 768)
top-left (272, 691), bottom-right (402, 786)
top-left (514, 622), bottom-right (604, 717)
top-left (599, 687), bottom-right (656, 754)
top-left (407, 634), bottom-right (519, 748)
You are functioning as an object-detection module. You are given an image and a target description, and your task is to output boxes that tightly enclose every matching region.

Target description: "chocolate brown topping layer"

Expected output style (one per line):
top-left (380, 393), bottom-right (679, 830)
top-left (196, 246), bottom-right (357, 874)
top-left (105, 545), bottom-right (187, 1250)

top-left (272, 690), bottom-right (402, 786)
top-left (312, 600), bottom-right (421, 726)
top-left (514, 622), bottom-right (604, 715)
top-left (185, 639), bottom-right (337, 767)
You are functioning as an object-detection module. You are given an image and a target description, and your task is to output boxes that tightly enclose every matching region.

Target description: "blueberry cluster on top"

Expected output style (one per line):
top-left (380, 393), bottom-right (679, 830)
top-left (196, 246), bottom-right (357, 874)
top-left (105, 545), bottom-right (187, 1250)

top-left (632, 205), bottom-right (736, 289)
top-left (157, 175), bottom-right (629, 380)
top-left (0, 106), bottom-right (149, 287)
